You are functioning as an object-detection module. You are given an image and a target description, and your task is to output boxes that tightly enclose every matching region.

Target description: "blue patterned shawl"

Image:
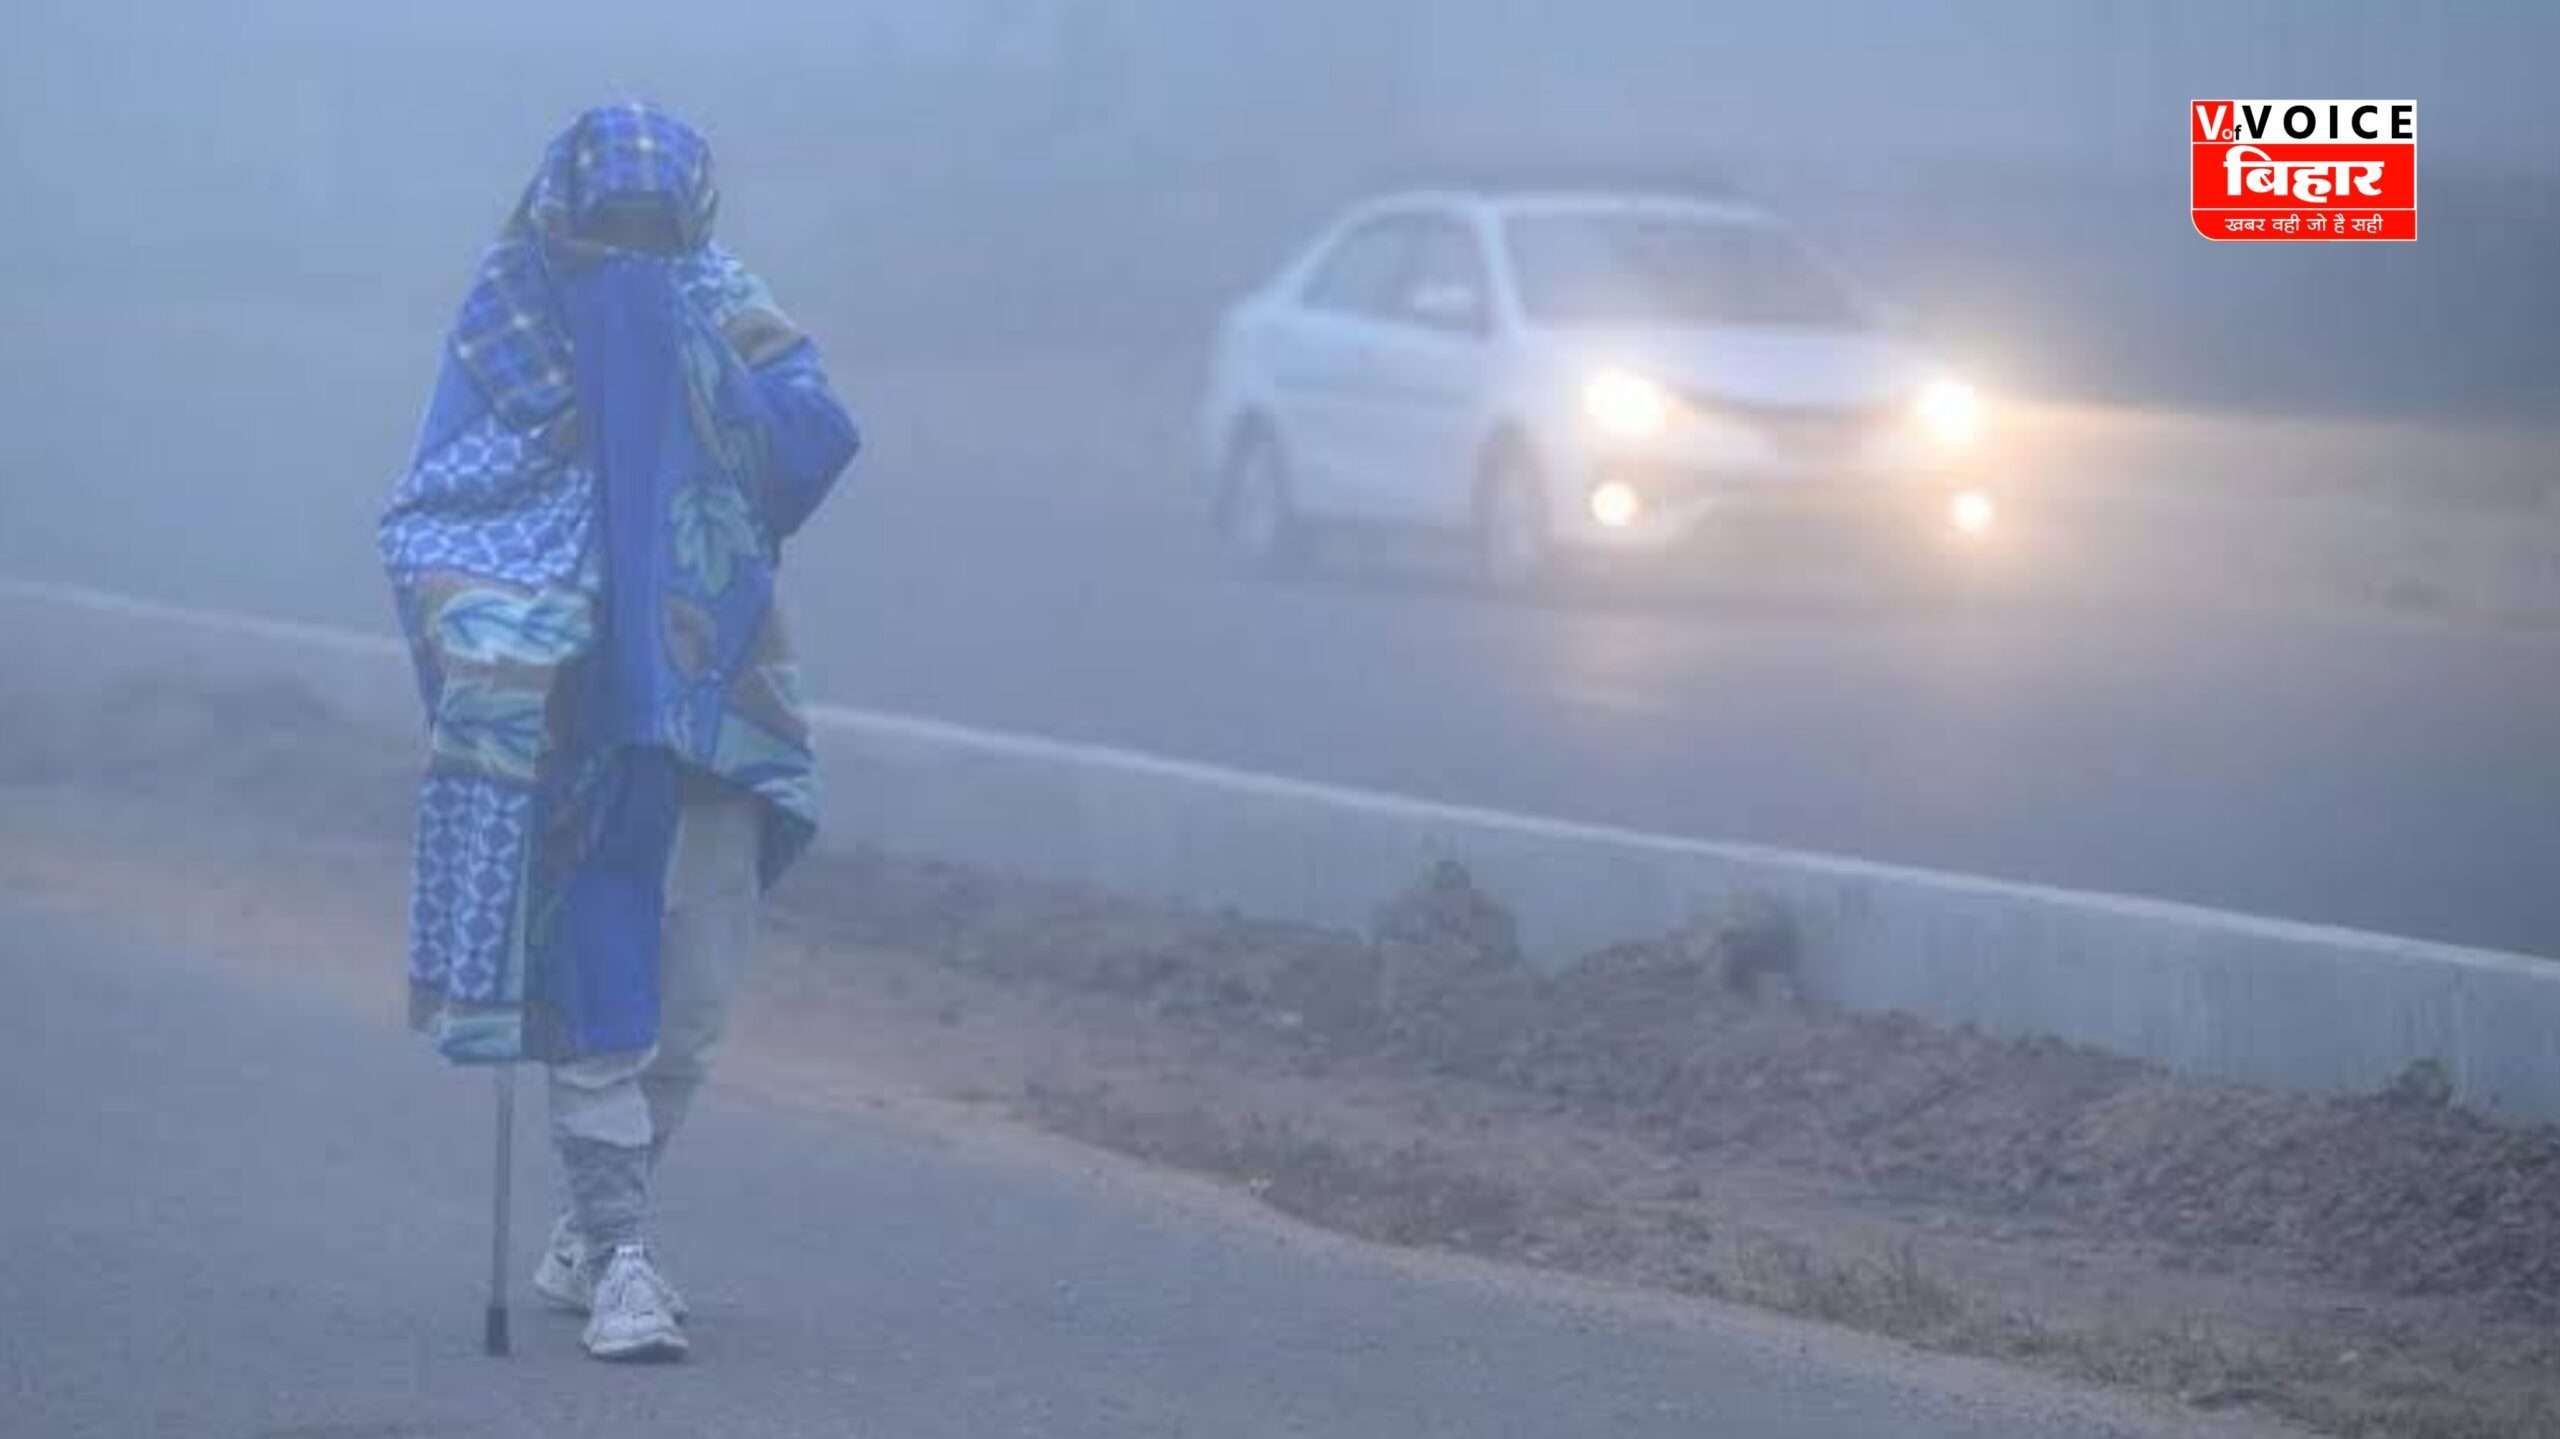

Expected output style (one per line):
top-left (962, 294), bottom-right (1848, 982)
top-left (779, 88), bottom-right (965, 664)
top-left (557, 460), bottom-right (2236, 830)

top-left (381, 104), bottom-right (858, 1063)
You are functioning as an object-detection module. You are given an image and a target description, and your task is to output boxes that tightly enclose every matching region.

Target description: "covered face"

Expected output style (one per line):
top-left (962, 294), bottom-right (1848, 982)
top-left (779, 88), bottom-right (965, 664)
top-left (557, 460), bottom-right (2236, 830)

top-left (452, 103), bottom-right (720, 430)
top-left (524, 102), bottom-right (720, 257)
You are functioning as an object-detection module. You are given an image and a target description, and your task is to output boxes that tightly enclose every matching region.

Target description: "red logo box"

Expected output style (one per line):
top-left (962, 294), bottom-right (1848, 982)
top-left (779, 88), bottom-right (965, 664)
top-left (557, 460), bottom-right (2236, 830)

top-left (2191, 99), bottom-right (2416, 242)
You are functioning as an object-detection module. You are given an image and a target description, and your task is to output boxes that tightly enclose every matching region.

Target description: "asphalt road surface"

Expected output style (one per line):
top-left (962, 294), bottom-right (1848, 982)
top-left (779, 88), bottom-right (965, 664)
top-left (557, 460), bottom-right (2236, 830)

top-left (782, 477), bottom-right (2560, 960)
top-left (0, 898), bottom-right (2270, 1439)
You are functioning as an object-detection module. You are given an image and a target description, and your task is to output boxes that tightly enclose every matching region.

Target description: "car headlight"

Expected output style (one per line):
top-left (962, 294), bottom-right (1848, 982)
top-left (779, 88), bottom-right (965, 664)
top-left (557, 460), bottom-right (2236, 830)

top-left (1913, 377), bottom-right (1984, 447)
top-left (1949, 489), bottom-right (1996, 535)
top-left (1582, 368), bottom-right (1675, 440)
top-left (1588, 480), bottom-right (1643, 528)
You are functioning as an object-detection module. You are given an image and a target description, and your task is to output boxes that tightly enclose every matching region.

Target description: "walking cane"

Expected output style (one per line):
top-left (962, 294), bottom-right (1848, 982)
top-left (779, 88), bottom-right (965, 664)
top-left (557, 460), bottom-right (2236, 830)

top-left (484, 1062), bottom-right (517, 1356)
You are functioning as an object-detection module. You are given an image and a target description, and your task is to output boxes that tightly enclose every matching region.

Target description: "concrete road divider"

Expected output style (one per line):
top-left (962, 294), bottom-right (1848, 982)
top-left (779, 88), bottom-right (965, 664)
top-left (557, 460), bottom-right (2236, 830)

top-left (7, 577), bottom-right (2556, 1122)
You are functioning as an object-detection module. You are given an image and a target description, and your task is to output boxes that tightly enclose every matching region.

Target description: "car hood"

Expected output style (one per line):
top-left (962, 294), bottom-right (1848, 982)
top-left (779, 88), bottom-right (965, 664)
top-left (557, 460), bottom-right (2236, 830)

top-left (1543, 325), bottom-right (1937, 413)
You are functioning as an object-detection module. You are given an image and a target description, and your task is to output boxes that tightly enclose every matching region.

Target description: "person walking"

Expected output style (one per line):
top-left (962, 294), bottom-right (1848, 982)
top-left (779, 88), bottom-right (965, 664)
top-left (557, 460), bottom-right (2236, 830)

top-left (379, 103), bottom-right (858, 1361)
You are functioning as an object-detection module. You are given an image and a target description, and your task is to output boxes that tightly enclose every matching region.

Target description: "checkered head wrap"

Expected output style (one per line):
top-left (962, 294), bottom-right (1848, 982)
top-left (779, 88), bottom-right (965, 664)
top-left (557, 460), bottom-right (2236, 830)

top-left (452, 104), bottom-right (720, 431)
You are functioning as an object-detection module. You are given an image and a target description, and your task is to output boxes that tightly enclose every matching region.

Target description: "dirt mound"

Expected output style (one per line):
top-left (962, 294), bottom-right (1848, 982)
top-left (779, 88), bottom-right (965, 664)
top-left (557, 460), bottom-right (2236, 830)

top-left (1025, 1083), bottom-right (1527, 1252)
top-left (2049, 1083), bottom-right (2560, 1299)
top-left (791, 850), bottom-right (2560, 1315)
top-left (1367, 860), bottom-right (1546, 1074)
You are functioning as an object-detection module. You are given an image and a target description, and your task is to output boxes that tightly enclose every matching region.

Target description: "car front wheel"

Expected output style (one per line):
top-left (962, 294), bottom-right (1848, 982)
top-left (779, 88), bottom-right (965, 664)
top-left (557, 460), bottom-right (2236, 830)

top-left (1218, 426), bottom-right (1308, 577)
top-left (1475, 446), bottom-right (1553, 594)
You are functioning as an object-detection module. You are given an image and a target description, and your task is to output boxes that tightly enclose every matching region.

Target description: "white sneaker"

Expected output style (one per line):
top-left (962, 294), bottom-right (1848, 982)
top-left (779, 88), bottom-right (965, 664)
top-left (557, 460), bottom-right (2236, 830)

top-left (533, 1214), bottom-right (598, 1312)
top-left (583, 1245), bottom-right (690, 1362)
top-left (535, 1215), bottom-right (688, 1320)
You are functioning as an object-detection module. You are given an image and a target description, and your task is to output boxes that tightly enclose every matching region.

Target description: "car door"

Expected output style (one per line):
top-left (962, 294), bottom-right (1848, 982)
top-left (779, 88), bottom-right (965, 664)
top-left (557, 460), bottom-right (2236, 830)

top-left (1262, 214), bottom-right (1421, 518)
top-left (1357, 216), bottom-right (1498, 525)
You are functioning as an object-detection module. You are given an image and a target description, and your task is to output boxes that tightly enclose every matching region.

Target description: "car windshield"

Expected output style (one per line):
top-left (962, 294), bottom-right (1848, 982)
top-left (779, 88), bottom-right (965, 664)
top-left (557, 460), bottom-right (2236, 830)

top-left (1504, 211), bottom-right (1869, 329)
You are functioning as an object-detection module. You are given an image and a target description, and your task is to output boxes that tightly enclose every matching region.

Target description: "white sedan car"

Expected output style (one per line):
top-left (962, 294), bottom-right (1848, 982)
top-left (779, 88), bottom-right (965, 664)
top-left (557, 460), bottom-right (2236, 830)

top-left (1197, 187), bottom-right (2000, 587)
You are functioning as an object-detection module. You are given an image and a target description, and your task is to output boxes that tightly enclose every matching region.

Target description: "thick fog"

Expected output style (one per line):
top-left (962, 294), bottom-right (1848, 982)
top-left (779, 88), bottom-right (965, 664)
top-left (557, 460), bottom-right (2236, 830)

top-left (7, 3), bottom-right (2553, 384)
top-left (3, 5), bottom-right (2557, 960)
top-left (16, 17), bottom-right (2560, 1429)
top-left (5, 1), bottom-right (2553, 604)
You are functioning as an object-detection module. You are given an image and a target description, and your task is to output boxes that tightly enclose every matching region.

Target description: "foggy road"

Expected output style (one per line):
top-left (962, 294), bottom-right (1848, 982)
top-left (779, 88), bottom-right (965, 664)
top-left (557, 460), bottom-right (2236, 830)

top-left (11, 433), bottom-right (2559, 962)
top-left (5, 1), bottom-right (2556, 964)
top-left (0, 900), bottom-right (2255, 1439)
top-left (7, 6), bottom-right (2557, 1435)
top-left (782, 476), bottom-right (2560, 961)
top-left (13, 279), bottom-right (2555, 967)
top-left (10, 297), bottom-right (2555, 963)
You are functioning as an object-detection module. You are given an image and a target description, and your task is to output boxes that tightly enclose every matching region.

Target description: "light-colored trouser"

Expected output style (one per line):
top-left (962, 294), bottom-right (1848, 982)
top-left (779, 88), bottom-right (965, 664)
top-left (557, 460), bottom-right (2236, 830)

top-left (549, 777), bottom-right (761, 1230)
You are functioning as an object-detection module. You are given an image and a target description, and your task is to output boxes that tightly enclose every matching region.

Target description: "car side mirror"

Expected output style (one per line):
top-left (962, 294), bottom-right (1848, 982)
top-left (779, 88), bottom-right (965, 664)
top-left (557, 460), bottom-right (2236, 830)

top-left (1405, 281), bottom-right (1487, 335)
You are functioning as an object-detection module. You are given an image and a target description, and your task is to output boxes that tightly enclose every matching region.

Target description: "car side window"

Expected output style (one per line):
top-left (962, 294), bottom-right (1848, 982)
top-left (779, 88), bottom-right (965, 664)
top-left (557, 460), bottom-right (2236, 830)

top-left (1301, 218), bottom-right (1418, 319)
top-left (1395, 220), bottom-right (1491, 335)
